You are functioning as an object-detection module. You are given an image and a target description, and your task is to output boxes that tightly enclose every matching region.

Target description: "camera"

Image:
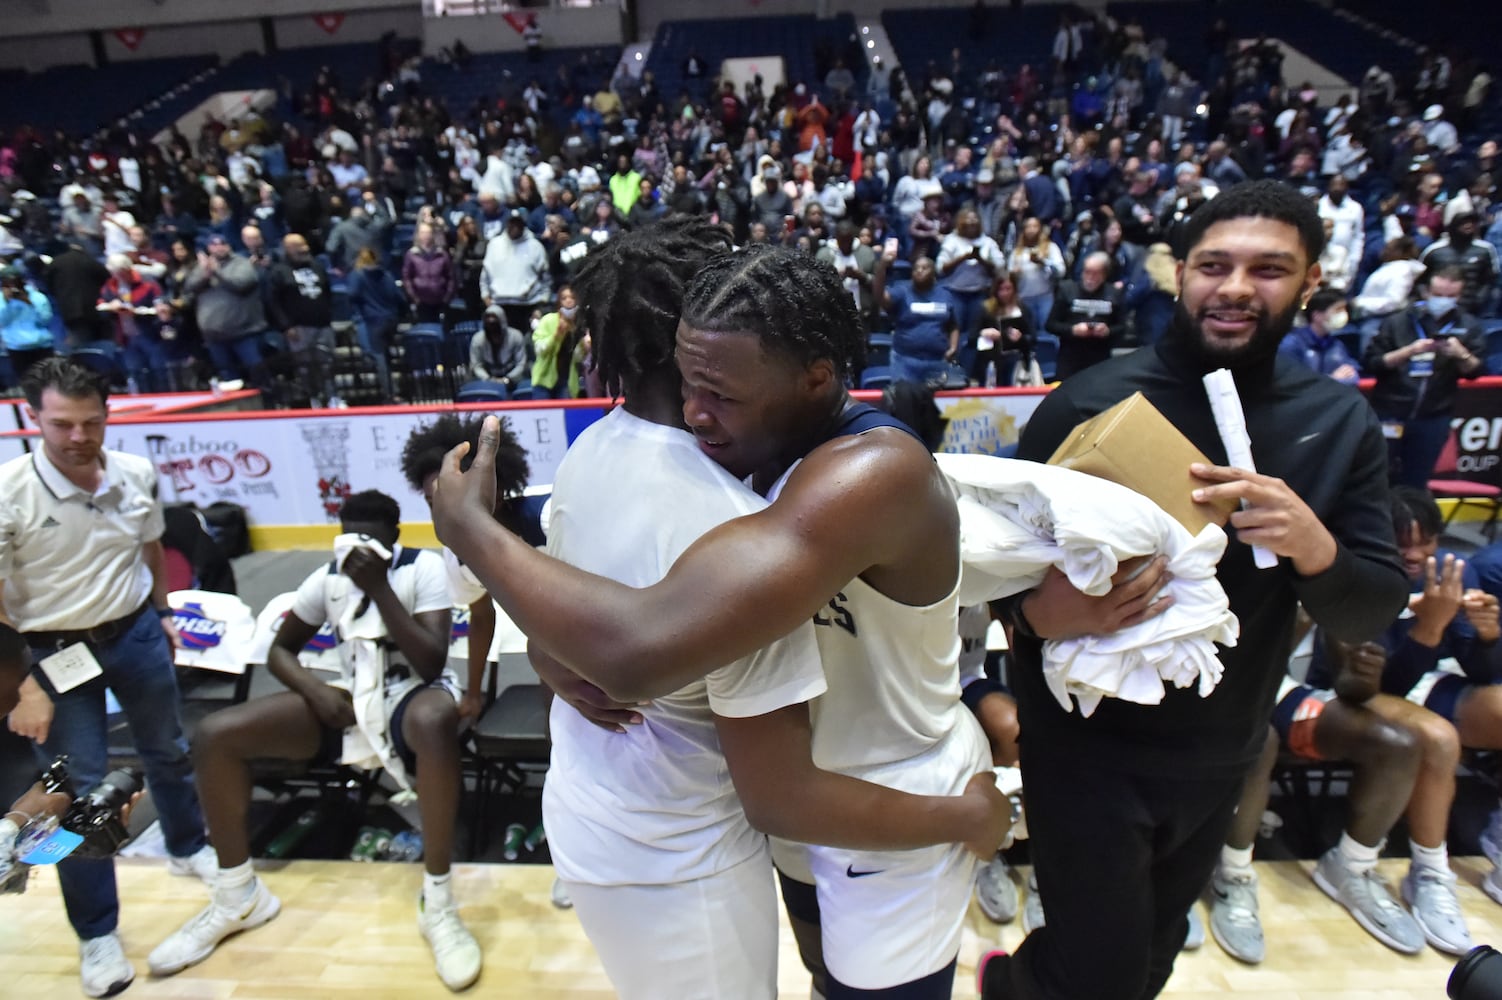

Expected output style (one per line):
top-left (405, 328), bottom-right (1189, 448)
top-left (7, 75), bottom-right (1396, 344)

top-left (1453, 946), bottom-right (1502, 999)
top-left (0, 756), bottom-right (142, 894)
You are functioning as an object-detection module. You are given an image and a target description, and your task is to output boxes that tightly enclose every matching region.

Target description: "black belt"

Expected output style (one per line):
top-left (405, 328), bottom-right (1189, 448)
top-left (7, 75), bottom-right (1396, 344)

top-left (25, 603), bottom-right (149, 650)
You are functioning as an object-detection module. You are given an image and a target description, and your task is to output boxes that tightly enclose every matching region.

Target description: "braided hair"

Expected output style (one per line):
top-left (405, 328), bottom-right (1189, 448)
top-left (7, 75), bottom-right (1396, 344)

top-left (680, 244), bottom-right (865, 380)
top-left (572, 216), bottom-right (735, 399)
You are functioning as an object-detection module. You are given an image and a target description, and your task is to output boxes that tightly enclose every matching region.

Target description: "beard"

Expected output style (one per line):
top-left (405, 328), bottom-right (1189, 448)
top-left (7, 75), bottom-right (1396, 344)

top-left (1165, 294), bottom-right (1301, 370)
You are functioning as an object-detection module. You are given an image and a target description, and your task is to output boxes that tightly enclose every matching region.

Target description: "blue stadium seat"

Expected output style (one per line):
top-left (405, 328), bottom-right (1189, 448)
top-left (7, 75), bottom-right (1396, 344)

top-left (1033, 334), bottom-right (1060, 382)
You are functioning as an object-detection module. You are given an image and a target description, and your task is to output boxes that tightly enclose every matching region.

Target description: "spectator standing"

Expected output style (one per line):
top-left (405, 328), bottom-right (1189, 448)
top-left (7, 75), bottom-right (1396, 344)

top-left (1008, 216), bottom-right (1065, 330)
top-left (873, 240), bottom-right (960, 385)
top-left (187, 235), bottom-right (267, 385)
top-left (815, 222), bottom-right (876, 326)
top-left (481, 208), bottom-right (551, 333)
top-left (98, 192), bottom-right (136, 258)
top-left (1047, 251), bottom-right (1125, 380)
top-left (46, 243), bottom-right (110, 348)
top-left (975, 271), bottom-right (1035, 386)
top-left (403, 222), bottom-right (457, 325)
top-left (1364, 267), bottom-right (1485, 487)
top-left (451, 215), bottom-right (488, 320)
top-left (937, 209), bottom-right (1005, 371)
top-left (98, 255), bottom-right (167, 392)
top-left (531, 286), bottom-right (586, 399)
top-left (0, 266), bottom-right (54, 379)
top-left (267, 233), bottom-right (337, 406)
top-left (1318, 175), bottom-right (1365, 281)
top-left (346, 245), bottom-right (402, 400)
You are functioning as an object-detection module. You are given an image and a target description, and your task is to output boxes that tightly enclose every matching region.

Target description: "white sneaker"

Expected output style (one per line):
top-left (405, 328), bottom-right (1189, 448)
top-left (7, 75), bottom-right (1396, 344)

top-left (80, 932), bottom-right (134, 998)
top-left (418, 894), bottom-right (482, 991)
top-left (147, 878), bottom-right (281, 976)
top-left (166, 845), bottom-right (219, 886)
top-left (1402, 865), bottom-right (1473, 956)
top-left (550, 877), bottom-right (574, 910)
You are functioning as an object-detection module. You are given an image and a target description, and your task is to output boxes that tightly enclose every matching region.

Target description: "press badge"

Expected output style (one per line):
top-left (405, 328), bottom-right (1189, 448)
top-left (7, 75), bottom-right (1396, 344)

top-left (38, 643), bottom-right (104, 693)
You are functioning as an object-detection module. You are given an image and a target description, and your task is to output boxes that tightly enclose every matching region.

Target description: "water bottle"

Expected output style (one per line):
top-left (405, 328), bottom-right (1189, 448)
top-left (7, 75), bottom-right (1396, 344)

top-left (984, 361), bottom-right (997, 388)
top-left (502, 822), bottom-right (527, 861)
top-left (125, 376), bottom-right (139, 395)
top-left (523, 822), bottom-right (547, 853)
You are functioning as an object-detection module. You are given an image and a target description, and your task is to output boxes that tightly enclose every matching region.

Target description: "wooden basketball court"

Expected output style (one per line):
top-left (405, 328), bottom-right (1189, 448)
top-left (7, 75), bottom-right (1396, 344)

top-left (3, 855), bottom-right (1497, 997)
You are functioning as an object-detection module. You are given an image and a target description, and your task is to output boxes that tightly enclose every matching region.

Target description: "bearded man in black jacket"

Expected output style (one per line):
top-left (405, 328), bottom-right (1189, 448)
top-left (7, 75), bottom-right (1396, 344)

top-left (980, 180), bottom-right (1409, 1000)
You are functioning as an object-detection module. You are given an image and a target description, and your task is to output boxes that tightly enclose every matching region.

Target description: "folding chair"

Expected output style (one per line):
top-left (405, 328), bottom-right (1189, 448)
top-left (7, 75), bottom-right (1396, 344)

top-left (397, 324), bottom-right (447, 403)
top-left (465, 652), bottom-right (551, 857)
top-left (1429, 430), bottom-right (1502, 540)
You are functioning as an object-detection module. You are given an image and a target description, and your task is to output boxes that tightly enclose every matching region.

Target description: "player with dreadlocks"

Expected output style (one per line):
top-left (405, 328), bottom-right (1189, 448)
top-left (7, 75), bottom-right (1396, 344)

top-left (434, 241), bottom-right (1007, 999)
top-left (399, 414), bottom-right (535, 725)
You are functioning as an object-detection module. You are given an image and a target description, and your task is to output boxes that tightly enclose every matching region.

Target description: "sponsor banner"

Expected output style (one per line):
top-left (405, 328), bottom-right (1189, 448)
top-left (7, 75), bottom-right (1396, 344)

top-left (100, 406), bottom-right (583, 527)
top-left (935, 391), bottom-right (1046, 458)
top-left (1450, 383), bottom-right (1502, 487)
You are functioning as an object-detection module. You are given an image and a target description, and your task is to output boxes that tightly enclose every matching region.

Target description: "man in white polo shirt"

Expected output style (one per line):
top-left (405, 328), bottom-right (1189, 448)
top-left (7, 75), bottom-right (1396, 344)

top-left (0, 357), bottom-right (215, 998)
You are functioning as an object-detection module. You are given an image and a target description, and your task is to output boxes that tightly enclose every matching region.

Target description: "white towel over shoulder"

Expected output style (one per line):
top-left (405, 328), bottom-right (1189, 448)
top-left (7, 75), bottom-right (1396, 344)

top-left (937, 453), bottom-right (1240, 717)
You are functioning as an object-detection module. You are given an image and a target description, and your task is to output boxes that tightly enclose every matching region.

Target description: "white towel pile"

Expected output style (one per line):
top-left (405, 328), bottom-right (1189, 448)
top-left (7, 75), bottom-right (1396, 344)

top-left (937, 453), bottom-right (1240, 717)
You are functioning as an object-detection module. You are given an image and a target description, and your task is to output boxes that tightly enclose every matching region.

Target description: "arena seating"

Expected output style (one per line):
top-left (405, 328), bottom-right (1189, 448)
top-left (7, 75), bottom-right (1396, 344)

top-left (644, 14), bottom-right (863, 104)
top-left (882, 4), bottom-right (1064, 87)
top-left (0, 55), bottom-right (216, 136)
top-left (1105, 0), bottom-right (1414, 89)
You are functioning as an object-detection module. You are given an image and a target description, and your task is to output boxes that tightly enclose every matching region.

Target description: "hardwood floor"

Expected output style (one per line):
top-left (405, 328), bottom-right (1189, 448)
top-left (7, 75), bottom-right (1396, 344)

top-left (2, 857), bottom-right (1495, 997)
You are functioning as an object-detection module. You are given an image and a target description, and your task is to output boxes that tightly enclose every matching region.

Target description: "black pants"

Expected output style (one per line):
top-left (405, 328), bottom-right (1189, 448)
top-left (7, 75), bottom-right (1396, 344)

top-left (983, 745), bottom-right (1244, 1000)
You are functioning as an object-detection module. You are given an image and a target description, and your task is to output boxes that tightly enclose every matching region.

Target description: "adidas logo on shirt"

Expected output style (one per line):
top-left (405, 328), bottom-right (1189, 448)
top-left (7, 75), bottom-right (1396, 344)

top-left (40, 515), bottom-right (60, 528)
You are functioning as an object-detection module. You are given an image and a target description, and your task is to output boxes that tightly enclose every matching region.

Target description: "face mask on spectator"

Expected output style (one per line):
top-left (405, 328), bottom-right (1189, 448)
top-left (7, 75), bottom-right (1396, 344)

top-left (1425, 295), bottom-right (1457, 318)
top-left (560, 306), bottom-right (577, 320)
top-left (1324, 309), bottom-right (1349, 330)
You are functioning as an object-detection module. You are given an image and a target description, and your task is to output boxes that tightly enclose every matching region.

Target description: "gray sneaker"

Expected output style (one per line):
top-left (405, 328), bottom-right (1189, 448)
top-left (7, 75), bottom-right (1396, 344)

top-left (1481, 809), bottom-right (1502, 867)
top-left (1312, 848), bottom-right (1424, 954)
top-left (975, 855), bottom-right (1019, 924)
top-left (1402, 865), bottom-right (1473, 956)
top-left (1021, 871), bottom-right (1045, 934)
top-left (1206, 866), bottom-right (1264, 964)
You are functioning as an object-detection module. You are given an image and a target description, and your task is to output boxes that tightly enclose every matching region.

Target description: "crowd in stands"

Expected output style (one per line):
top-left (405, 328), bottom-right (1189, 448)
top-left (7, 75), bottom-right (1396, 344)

top-left (0, 9), bottom-right (1493, 418)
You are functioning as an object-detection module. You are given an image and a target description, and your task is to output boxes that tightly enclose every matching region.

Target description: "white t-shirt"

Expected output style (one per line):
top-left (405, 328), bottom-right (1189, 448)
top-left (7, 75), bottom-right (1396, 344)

top-left (288, 545), bottom-right (454, 690)
top-left (441, 546), bottom-right (527, 661)
top-left (542, 408), bottom-right (827, 886)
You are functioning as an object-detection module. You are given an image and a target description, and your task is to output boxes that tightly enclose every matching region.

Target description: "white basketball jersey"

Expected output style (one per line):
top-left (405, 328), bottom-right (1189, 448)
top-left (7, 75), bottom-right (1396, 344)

top-left (543, 408), bottom-right (826, 886)
top-left (769, 458), bottom-right (988, 791)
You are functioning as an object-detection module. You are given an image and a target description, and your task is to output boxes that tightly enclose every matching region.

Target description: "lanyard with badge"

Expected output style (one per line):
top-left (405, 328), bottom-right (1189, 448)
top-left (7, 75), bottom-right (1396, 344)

top-left (1382, 316), bottom-right (1454, 439)
top-left (28, 458), bottom-right (110, 693)
top-left (1405, 319), bottom-right (1454, 380)
top-left (38, 643), bottom-right (104, 694)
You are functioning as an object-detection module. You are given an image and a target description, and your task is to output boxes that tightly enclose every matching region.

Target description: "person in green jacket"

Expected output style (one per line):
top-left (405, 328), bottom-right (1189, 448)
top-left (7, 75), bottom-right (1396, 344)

top-left (531, 284), bottom-right (587, 398)
top-left (608, 153), bottom-right (643, 216)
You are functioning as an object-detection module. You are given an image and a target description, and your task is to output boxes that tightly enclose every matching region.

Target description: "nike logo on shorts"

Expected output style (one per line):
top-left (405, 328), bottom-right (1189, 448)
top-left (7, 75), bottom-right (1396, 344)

top-left (846, 865), bottom-right (883, 878)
